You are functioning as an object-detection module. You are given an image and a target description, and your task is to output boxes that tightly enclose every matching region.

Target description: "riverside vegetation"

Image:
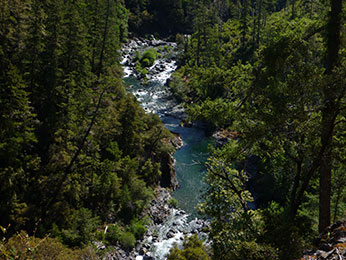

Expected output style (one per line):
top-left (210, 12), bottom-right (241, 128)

top-left (0, 0), bottom-right (174, 258)
top-left (1, 0), bottom-right (346, 260)
top-left (168, 0), bottom-right (346, 259)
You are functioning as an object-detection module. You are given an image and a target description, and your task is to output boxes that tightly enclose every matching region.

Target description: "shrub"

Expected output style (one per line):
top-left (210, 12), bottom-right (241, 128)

top-left (0, 231), bottom-right (98, 260)
top-left (259, 202), bottom-right (315, 260)
top-left (129, 219), bottom-right (146, 239)
top-left (176, 33), bottom-right (185, 48)
top-left (135, 62), bottom-right (149, 77)
top-left (60, 208), bottom-right (100, 247)
top-left (168, 198), bottom-right (178, 208)
top-left (139, 48), bottom-right (158, 67)
top-left (133, 51), bottom-right (140, 62)
top-left (169, 73), bottom-right (188, 102)
top-left (105, 221), bottom-right (145, 250)
top-left (119, 232), bottom-right (136, 250)
top-left (141, 58), bottom-right (151, 67)
top-left (105, 224), bottom-right (122, 245)
top-left (228, 240), bottom-right (279, 260)
top-left (167, 234), bottom-right (210, 260)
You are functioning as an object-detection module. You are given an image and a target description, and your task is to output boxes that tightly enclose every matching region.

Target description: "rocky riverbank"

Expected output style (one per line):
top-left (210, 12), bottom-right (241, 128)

top-left (121, 37), bottom-right (188, 122)
top-left (100, 187), bottom-right (209, 260)
top-left (136, 188), bottom-right (209, 260)
top-left (300, 221), bottom-right (346, 260)
top-left (121, 36), bottom-right (178, 83)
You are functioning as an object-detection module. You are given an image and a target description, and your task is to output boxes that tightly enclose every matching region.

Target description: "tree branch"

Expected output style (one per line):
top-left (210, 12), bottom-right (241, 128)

top-left (208, 164), bottom-right (249, 213)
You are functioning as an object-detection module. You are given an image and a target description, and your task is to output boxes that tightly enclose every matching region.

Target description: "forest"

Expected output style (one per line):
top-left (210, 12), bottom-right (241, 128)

top-left (0, 0), bottom-right (345, 259)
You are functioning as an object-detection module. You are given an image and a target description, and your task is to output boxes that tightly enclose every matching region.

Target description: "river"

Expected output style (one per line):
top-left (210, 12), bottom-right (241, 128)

top-left (121, 37), bottom-right (212, 259)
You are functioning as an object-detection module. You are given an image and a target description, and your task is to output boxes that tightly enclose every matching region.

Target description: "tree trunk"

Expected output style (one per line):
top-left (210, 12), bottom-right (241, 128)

top-left (256, 0), bottom-right (262, 46)
top-left (91, 0), bottom-right (99, 73)
top-left (240, 0), bottom-right (248, 47)
top-left (319, 0), bottom-right (342, 233)
top-left (332, 187), bottom-right (342, 223)
top-left (97, 0), bottom-right (110, 77)
top-left (291, 0), bottom-right (295, 19)
top-left (196, 32), bottom-right (201, 66)
top-left (319, 132), bottom-right (332, 232)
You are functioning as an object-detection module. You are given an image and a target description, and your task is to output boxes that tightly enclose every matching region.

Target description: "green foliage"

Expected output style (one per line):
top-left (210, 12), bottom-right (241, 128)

top-left (184, 3), bottom-right (346, 258)
top-left (0, 0), bottom-right (176, 253)
top-left (226, 240), bottom-right (278, 260)
top-left (140, 159), bottom-right (162, 185)
top-left (167, 234), bottom-right (210, 260)
top-left (187, 98), bottom-right (234, 128)
top-left (136, 48), bottom-right (158, 69)
top-left (331, 166), bottom-right (346, 222)
top-left (118, 177), bottom-right (154, 221)
top-left (105, 224), bottom-right (122, 245)
top-left (125, 0), bottom-right (192, 36)
top-left (2, 0), bottom-right (346, 258)
top-left (259, 202), bottom-right (315, 260)
top-left (119, 232), bottom-right (136, 250)
top-left (129, 218), bottom-right (147, 239)
top-left (169, 72), bottom-right (189, 102)
top-left (136, 62), bottom-right (149, 76)
top-left (199, 141), bottom-right (313, 259)
top-left (105, 218), bottom-right (147, 249)
top-left (185, 61), bottom-right (253, 127)
top-left (198, 141), bottom-right (262, 258)
top-left (0, 231), bottom-right (97, 260)
top-left (60, 208), bottom-right (101, 247)
top-left (168, 198), bottom-right (178, 208)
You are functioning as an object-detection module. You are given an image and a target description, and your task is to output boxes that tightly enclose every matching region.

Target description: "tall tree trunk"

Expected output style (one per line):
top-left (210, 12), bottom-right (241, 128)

top-left (291, 0), bottom-right (295, 19)
top-left (319, 134), bottom-right (332, 232)
top-left (196, 31), bottom-right (201, 66)
top-left (332, 188), bottom-right (342, 223)
top-left (256, 0), bottom-right (262, 46)
top-left (252, 1), bottom-right (256, 43)
top-left (240, 0), bottom-right (248, 47)
top-left (98, 0), bottom-right (110, 77)
top-left (319, 0), bottom-right (342, 233)
top-left (91, 0), bottom-right (99, 73)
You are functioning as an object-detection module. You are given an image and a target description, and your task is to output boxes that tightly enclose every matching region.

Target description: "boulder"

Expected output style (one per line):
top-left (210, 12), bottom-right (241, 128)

top-left (167, 231), bottom-right (175, 238)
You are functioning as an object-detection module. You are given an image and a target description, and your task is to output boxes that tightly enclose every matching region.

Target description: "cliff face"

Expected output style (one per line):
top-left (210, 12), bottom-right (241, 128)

top-left (300, 221), bottom-right (346, 260)
top-left (159, 152), bottom-right (179, 190)
top-left (159, 132), bottom-right (182, 191)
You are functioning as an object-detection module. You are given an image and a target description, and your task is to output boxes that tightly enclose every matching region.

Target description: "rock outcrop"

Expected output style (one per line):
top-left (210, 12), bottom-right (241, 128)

top-left (170, 131), bottom-right (183, 150)
top-left (160, 152), bottom-right (179, 190)
top-left (300, 221), bottom-right (346, 260)
top-left (212, 128), bottom-right (239, 147)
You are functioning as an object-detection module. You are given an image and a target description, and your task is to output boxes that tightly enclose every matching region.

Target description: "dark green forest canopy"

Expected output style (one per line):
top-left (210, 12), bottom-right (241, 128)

top-left (1, 0), bottom-right (346, 259)
top-left (0, 0), bottom-right (174, 255)
top-left (167, 0), bottom-right (346, 259)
